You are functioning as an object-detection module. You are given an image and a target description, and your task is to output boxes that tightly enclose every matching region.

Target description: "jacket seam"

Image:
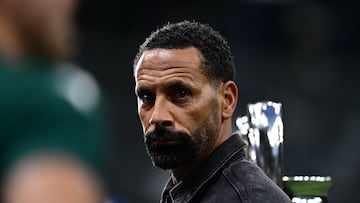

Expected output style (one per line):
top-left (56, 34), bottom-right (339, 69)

top-left (223, 169), bottom-right (249, 203)
top-left (183, 146), bottom-right (245, 202)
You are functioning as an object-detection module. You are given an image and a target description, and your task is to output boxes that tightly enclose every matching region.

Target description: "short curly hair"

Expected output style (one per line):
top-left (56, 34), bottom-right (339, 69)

top-left (133, 21), bottom-right (235, 84)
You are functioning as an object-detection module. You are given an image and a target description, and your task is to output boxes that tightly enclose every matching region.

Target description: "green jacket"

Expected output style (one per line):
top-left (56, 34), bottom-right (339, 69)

top-left (0, 60), bottom-right (107, 180)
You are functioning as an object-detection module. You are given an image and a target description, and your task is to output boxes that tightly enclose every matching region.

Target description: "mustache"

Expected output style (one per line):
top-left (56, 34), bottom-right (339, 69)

top-left (145, 127), bottom-right (191, 143)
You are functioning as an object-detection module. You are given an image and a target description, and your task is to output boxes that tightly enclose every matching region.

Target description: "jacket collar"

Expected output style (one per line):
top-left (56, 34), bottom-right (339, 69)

top-left (161, 134), bottom-right (246, 203)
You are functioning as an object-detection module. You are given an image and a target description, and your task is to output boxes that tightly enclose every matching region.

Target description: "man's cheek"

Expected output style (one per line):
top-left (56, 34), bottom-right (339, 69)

top-left (137, 111), bottom-right (146, 129)
top-left (141, 120), bottom-right (148, 132)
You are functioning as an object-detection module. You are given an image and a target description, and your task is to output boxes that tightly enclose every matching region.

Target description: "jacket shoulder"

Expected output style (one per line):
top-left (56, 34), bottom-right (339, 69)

top-left (221, 159), bottom-right (291, 203)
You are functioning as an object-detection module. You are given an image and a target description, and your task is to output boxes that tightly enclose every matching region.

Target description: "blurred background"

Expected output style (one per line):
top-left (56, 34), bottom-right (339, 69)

top-left (73, 1), bottom-right (359, 202)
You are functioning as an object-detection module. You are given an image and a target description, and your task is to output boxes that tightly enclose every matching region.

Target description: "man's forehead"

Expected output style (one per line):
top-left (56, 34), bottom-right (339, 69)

top-left (135, 48), bottom-right (203, 76)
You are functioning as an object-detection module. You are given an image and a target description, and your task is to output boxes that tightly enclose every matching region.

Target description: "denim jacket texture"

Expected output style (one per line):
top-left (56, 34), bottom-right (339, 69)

top-left (160, 134), bottom-right (291, 203)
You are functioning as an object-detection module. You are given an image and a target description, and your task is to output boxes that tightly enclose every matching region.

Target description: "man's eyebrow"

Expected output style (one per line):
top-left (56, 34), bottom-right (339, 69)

top-left (135, 86), bottom-right (152, 96)
top-left (166, 80), bottom-right (194, 90)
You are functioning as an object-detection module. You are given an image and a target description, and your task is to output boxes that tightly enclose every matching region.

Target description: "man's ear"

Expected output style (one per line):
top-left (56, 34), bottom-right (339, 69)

top-left (221, 81), bottom-right (238, 120)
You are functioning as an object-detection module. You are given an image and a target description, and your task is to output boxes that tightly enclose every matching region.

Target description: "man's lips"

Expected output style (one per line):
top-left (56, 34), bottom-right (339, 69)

top-left (150, 138), bottom-right (179, 144)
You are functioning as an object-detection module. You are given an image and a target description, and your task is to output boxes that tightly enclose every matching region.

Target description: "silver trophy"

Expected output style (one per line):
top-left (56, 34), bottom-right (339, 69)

top-left (236, 101), bottom-right (333, 202)
top-left (236, 101), bottom-right (284, 185)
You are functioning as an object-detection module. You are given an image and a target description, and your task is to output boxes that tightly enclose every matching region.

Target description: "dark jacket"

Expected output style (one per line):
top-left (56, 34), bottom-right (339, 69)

top-left (161, 134), bottom-right (291, 203)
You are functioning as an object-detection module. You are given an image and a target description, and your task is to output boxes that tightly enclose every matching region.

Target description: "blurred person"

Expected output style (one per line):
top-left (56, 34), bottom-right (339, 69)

top-left (133, 21), bottom-right (291, 202)
top-left (0, 0), bottom-right (109, 202)
top-left (0, 0), bottom-right (75, 60)
top-left (3, 153), bottom-right (103, 203)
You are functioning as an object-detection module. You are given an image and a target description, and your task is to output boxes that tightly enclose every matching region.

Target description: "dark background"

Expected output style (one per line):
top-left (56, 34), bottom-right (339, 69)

top-left (74, 1), bottom-right (359, 202)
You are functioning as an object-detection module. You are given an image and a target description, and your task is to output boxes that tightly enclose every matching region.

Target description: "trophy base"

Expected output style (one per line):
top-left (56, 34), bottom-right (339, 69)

top-left (282, 176), bottom-right (333, 203)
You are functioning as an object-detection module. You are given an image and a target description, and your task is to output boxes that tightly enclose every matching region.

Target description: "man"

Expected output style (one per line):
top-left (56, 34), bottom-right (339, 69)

top-left (134, 21), bottom-right (291, 202)
top-left (0, 0), bottom-right (108, 202)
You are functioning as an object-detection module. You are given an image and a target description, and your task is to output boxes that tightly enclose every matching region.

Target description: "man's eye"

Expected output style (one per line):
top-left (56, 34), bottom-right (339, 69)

top-left (174, 89), bottom-right (191, 99)
top-left (138, 92), bottom-right (155, 104)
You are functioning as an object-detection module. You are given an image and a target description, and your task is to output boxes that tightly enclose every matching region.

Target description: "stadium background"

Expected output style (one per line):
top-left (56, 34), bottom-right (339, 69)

top-left (74, 1), bottom-right (359, 202)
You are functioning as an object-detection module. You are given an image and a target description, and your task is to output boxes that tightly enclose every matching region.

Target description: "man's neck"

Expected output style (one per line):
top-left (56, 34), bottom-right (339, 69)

top-left (171, 162), bottom-right (200, 185)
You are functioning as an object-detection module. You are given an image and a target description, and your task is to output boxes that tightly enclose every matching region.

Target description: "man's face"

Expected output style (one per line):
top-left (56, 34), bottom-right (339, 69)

top-left (8, 0), bottom-right (76, 58)
top-left (135, 47), bottom-right (222, 170)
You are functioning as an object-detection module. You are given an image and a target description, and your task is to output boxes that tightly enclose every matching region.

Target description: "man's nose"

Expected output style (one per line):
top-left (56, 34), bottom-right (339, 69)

top-left (149, 98), bottom-right (174, 128)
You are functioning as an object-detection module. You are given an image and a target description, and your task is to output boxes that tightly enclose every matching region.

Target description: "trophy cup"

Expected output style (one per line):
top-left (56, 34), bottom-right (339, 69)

top-left (236, 101), bottom-right (332, 202)
top-left (236, 101), bottom-right (284, 185)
